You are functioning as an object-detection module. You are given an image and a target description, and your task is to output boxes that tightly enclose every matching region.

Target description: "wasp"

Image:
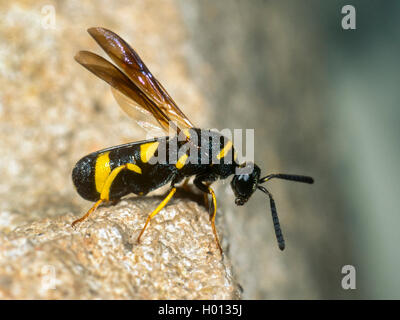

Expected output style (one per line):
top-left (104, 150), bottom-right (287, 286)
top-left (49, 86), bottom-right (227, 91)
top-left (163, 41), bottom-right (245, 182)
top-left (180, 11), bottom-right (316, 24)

top-left (72, 27), bottom-right (314, 253)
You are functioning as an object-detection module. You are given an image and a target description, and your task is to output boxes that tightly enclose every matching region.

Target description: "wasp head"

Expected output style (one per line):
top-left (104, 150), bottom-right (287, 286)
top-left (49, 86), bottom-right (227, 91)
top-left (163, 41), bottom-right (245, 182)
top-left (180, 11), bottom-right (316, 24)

top-left (230, 162), bottom-right (261, 206)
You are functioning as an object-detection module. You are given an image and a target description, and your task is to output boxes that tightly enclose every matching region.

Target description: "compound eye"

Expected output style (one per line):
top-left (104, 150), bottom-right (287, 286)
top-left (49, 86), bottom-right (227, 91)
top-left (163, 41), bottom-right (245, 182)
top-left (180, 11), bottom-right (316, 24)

top-left (238, 174), bottom-right (251, 182)
top-left (236, 174), bottom-right (252, 195)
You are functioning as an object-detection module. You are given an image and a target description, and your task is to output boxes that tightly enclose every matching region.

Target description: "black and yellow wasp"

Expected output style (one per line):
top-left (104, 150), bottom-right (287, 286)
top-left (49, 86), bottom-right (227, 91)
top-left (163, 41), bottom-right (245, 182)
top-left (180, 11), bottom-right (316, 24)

top-left (72, 27), bottom-right (314, 253)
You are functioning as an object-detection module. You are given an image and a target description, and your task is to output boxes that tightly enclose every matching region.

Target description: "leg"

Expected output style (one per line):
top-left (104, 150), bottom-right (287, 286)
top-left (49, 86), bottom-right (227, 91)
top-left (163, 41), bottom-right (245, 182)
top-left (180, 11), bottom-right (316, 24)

top-left (137, 187), bottom-right (177, 242)
top-left (194, 177), bottom-right (222, 254)
top-left (71, 199), bottom-right (103, 228)
top-left (72, 163), bottom-right (141, 227)
top-left (193, 174), bottom-right (217, 209)
top-left (208, 187), bottom-right (222, 254)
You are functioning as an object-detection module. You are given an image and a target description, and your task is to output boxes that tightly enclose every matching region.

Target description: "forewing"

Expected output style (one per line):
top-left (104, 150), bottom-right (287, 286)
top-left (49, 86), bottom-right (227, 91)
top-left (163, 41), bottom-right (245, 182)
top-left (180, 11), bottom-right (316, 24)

top-left (74, 50), bottom-right (172, 132)
top-left (111, 88), bottom-right (165, 138)
top-left (87, 27), bottom-right (194, 132)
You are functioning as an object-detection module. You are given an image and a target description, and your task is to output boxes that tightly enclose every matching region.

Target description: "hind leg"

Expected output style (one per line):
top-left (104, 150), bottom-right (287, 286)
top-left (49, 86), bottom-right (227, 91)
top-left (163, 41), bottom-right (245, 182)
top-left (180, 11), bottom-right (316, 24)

top-left (71, 199), bottom-right (104, 227)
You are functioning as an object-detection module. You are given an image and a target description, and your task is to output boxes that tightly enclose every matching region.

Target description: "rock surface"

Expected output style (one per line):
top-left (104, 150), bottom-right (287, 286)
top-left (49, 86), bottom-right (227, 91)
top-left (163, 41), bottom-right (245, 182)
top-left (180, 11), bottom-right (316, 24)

top-left (0, 193), bottom-right (239, 299)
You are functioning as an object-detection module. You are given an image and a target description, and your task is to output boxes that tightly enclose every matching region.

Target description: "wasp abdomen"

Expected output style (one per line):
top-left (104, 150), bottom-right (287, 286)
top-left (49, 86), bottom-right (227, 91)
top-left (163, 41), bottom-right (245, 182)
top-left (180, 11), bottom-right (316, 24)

top-left (72, 147), bottom-right (135, 202)
top-left (72, 153), bottom-right (101, 201)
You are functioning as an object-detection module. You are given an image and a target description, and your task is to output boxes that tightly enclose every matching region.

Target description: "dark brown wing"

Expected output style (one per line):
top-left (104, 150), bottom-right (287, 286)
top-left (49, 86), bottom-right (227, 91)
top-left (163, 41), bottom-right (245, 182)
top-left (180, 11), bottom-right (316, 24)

top-left (87, 27), bottom-right (194, 131)
top-left (75, 50), bottom-right (176, 133)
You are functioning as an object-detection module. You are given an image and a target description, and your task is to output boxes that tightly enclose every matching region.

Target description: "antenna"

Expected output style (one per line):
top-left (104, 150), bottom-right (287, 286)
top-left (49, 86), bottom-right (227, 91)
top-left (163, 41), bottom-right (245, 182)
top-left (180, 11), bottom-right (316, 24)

top-left (260, 174), bottom-right (314, 184)
top-left (258, 186), bottom-right (285, 250)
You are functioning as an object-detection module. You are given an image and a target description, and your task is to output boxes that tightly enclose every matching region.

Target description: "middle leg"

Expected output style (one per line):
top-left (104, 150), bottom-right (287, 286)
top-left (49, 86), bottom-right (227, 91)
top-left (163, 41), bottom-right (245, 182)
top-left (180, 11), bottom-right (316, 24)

top-left (137, 187), bottom-right (177, 243)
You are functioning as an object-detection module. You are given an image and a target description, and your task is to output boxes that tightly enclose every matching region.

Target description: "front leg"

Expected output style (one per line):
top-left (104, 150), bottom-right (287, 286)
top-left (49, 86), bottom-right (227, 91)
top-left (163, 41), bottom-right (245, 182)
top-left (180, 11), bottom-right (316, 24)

top-left (193, 173), bottom-right (218, 209)
top-left (193, 175), bottom-right (222, 254)
top-left (193, 173), bottom-right (219, 198)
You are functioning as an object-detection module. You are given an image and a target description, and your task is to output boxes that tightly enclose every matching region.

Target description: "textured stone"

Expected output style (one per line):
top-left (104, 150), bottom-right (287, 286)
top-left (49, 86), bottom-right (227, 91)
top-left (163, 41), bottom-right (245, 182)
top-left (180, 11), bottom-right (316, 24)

top-left (0, 194), bottom-right (239, 299)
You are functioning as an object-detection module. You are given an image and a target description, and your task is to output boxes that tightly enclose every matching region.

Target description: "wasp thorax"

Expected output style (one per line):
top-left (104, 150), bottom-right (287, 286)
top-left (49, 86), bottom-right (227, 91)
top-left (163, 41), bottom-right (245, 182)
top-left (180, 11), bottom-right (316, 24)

top-left (231, 163), bottom-right (261, 206)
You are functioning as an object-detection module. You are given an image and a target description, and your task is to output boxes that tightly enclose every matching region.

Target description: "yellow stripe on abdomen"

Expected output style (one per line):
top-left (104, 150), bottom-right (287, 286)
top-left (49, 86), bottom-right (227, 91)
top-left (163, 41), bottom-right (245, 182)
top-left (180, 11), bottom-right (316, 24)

top-left (126, 163), bottom-right (142, 174)
top-left (99, 163), bottom-right (142, 201)
top-left (95, 151), bottom-right (111, 193)
top-left (140, 142), bottom-right (159, 163)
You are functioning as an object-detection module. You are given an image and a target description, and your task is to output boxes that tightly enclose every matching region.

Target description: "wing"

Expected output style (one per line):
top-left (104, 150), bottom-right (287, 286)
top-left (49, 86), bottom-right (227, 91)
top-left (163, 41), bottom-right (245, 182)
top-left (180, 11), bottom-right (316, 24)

top-left (111, 87), bottom-right (165, 138)
top-left (75, 50), bottom-right (178, 134)
top-left (86, 27), bottom-right (194, 133)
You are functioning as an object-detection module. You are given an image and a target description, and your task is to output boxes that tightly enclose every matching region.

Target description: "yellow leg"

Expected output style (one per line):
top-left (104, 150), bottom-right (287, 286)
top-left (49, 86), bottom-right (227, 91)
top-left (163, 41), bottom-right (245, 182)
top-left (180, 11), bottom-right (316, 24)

top-left (71, 199), bottom-right (103, 227)
top-left (72, 163), bottom-right (141, 227)
top-left (137, 187), bottom-right (177, 242)
top-left (208, 187), bottom-right (222, 254)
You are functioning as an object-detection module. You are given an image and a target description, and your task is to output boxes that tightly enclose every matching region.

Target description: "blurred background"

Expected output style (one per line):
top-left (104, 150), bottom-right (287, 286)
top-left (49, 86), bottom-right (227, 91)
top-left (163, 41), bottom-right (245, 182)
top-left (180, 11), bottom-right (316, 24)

top-left (0, 0), bottom-right (399, 299)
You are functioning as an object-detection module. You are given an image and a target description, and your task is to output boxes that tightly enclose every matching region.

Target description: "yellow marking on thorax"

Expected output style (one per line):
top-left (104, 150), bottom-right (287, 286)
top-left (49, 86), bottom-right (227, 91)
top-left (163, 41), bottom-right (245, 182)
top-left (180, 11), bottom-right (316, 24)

top-left (95, 151), bottom-right (111, 193)
top-left (182, 129), bottom-right (191, 139)
top-left (140, 142), bottom-right (159, 163)
top-left (176, 154), bottom-right (189, 169)
top-left (217, 140), bottom-right (233, 160)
